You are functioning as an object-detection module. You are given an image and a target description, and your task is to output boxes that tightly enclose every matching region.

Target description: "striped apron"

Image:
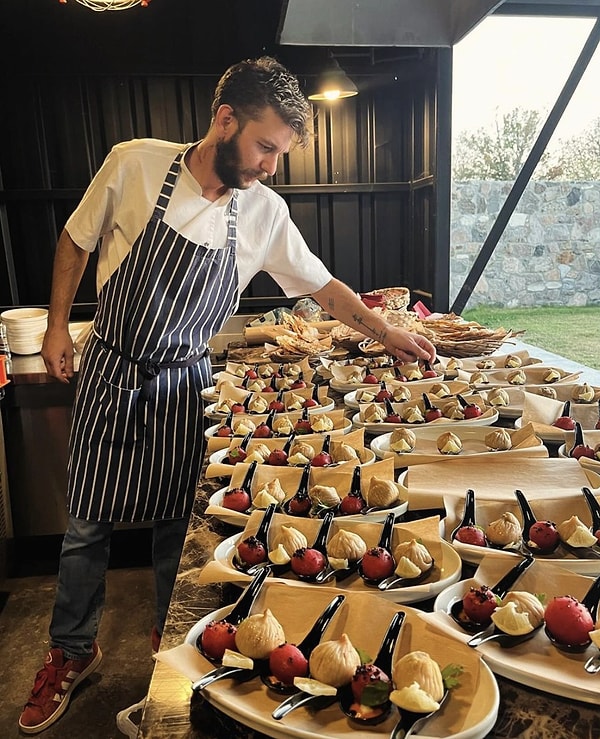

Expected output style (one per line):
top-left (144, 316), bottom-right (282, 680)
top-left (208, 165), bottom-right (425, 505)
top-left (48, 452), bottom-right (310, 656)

top-left (67, 151), bottom-right (239, 522)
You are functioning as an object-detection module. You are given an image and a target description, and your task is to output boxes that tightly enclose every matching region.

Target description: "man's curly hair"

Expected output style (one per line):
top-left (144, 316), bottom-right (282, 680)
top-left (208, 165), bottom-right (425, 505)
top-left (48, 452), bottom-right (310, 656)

top-left (211, 56), bottom-right (311, 148)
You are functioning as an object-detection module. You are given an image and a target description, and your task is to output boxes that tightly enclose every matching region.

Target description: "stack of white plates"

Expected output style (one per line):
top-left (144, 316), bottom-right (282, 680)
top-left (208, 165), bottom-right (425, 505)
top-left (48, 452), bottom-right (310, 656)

top-left (1, 308), bottom-right (48, 355)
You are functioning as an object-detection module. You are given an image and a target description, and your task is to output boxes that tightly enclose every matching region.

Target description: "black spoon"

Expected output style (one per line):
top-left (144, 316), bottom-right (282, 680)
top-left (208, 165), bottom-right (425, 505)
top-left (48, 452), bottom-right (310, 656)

top-left (545, 574), bottom-right (600, 654)
top-left (262, 594), bottom-right (345, 693)
top-left (449, 488), bottom-right (478, 542)
top-left (292, 510), bottom-right (334, 583)
top-left (359, 512), bottom-right (397, 586)
top-left (514, 489), bottom-right (560, 555)
top-left (449, 554), bottom-right (535, 633)
top-left (390, 690), bottom-right (449, 739)
top-left (467, 623), bottom-right (543, 649)
top-left (232, 503), bottom-right (277, 574)
top-left (192, 568), bottom-right (269, 688)
top-left (338, 610), bottom-right (406, 726)
top-left (377, 559), bottom-right (436, 592)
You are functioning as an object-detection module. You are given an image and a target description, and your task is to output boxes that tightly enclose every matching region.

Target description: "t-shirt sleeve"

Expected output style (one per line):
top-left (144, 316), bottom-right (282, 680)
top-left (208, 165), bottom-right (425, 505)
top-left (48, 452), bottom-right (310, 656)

top-left (64, 146), bottom-right (124, 252)
top-left (260, 198), bottom-right (333, 298)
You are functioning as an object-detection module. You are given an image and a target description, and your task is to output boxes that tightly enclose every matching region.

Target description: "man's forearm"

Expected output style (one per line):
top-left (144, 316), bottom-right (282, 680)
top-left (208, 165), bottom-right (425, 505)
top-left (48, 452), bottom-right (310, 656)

top-left (47, 229), bottom-right (90, 330)
top-left (311, 278), bottom-right (389, 343)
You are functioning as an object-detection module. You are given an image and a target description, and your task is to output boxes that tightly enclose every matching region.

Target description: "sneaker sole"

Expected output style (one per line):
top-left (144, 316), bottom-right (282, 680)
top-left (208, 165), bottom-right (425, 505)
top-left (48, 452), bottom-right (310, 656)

top-left (18, 647), bottom-right (103, 735)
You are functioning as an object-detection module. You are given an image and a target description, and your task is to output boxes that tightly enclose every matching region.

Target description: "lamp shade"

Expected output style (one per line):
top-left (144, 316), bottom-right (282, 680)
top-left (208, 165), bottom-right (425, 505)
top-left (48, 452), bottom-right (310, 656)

top-left (308, 58), bottom-right (358, 101)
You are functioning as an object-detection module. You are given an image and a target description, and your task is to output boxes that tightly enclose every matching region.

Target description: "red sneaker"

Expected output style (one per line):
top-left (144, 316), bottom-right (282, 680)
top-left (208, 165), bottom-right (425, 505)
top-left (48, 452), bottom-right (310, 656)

top-left (19, 642), bottom-right (102, 735)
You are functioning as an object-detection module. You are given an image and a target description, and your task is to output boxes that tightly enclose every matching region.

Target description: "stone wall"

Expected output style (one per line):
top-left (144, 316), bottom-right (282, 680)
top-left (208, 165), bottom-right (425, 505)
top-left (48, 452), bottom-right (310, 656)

top-left (450, 180), bottom-right (600, 309)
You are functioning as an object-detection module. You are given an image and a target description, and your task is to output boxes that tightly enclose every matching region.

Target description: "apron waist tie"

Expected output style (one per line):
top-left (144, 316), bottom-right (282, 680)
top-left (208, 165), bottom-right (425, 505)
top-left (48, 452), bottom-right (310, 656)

top-left (98, 337), bottom-right (209, 402)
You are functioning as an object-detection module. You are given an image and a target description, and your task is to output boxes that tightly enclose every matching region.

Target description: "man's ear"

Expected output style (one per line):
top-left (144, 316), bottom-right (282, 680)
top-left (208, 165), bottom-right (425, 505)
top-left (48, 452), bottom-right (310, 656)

top-left (214, 104), bottom-right (237, 135)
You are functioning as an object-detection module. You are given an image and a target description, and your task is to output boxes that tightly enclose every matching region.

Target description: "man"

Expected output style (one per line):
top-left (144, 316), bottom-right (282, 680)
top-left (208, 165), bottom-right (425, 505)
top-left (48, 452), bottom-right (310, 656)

top-left (20, 56), bottom-right (435, 734)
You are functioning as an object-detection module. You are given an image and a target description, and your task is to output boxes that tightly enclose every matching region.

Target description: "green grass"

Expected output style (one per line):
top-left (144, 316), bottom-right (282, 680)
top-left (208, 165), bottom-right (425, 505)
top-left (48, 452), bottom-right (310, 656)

top-left (462, 306), bottom-right (600, 370)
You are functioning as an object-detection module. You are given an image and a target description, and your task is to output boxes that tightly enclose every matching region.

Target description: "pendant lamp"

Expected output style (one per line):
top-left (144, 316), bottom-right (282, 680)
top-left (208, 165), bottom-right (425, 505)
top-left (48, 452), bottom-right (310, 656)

top-left (308, 55), bottom-right (358, 102)
top-left (58, 0), bottom-right (150, 9)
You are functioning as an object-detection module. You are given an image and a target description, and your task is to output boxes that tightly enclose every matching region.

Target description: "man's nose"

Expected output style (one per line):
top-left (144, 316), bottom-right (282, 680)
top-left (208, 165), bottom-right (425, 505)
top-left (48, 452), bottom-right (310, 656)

top-left (260, 153), bottom-right (279, 177)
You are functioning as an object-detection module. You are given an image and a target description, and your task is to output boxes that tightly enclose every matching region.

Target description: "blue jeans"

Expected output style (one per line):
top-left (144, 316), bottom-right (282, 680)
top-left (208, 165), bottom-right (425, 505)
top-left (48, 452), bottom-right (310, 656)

top-left (49, 514), bottom-right (189, 660)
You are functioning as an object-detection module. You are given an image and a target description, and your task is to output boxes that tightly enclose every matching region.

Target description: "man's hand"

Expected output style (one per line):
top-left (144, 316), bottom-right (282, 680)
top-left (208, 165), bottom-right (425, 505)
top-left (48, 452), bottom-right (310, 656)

top-left (379, 325), bottom-right (436, 364)
top-left (41, 326), bottom-right (75, 382)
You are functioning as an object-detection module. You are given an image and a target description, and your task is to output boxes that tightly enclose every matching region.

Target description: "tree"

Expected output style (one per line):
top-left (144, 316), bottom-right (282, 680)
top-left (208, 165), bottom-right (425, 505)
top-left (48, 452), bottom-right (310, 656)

top-left (551, 117), bottom-right (600, 180)
top-left (452, 107), bottom-right (551, 180)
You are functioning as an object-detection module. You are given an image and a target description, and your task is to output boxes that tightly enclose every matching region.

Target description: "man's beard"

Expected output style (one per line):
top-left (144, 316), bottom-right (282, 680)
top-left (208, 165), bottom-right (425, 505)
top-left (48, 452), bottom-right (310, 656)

top-left (214, 132), bottom-right (265, 190)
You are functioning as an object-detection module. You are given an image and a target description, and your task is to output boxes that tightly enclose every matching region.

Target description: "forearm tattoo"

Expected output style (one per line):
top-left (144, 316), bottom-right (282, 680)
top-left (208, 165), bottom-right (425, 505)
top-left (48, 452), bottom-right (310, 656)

top-left (352, 312), bottom-right (387, 343)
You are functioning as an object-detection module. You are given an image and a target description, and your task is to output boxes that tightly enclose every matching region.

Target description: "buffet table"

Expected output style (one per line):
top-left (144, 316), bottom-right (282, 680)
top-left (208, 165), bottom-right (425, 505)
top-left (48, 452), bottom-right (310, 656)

top-left (137, 342), bottom-right (600, 739)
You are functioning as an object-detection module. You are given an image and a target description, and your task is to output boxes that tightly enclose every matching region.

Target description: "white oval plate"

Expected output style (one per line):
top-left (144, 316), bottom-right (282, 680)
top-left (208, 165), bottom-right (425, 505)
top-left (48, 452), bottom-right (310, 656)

top-left (353, 409), bottom-right (499, 436)
top-left (433, 577), bottom-right (600, 705)
top-left (184, 598), bottom-right (499, 739)
top-left (204, 397), bottom-right (335, 420)
top-left (207, 486), bottom-right (408, 528)
top-left (212, 532), bottom-right (462, 605)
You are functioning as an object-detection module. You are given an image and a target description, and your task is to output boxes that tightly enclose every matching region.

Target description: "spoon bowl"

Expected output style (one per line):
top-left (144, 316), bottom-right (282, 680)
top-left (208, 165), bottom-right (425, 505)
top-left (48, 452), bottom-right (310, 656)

top-left (390, 689), bottom-right (449, 739)
top-left (468, 623), bottom-right (543, 649)
top-left (377, 561), bottom-right (436, 591)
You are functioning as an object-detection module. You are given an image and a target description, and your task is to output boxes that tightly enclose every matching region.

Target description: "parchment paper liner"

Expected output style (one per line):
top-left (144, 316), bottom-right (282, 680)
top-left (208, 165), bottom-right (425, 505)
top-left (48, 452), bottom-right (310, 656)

top-left (155, 584), bottom-right (488, 737)
top-left (204, 457), bottom-right (401, 518)
top-left (205, 409), bottom-right (351, 454)
top-left (205, 428), bottom-right (372, 478)
top-left (519, 390), bottom-right (600, 440)
top-left (372, 422), bottom-right (547, 467)
top-left (405, 456), bottom-right (594, 509)
top-left (422, 555), bottom-right (600, 704)
top-left (481, 383), bottom-right (600, 419)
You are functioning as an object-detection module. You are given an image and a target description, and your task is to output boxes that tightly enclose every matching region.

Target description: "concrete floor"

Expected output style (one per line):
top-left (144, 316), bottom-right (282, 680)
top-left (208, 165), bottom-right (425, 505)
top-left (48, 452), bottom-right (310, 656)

top-left (0, 561), bottom-right (156, 738)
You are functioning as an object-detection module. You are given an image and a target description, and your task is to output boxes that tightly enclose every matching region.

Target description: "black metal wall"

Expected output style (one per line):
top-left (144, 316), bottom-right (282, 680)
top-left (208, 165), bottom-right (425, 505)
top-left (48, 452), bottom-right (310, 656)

top-left (0, 0), bottom-right (450, 316)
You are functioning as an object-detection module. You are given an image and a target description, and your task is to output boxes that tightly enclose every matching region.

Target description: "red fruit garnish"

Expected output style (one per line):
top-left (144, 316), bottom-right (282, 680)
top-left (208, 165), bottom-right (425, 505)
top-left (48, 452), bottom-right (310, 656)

top-left (361, 547), bottom-right (395, 580)
top-left (310, 451), bottom-right (332, 467)
top-left (215, 424), bottom-right (233, 438)
top-left (463, 404), bottom-right (483, 419)
top-left (227, 446), bottom-right (247, 464)
top-left (571, 444), bottom-right (595, 460)
top-left (291, 379), bottom-right (307, 389)
top-left (462, 585), bottom-right (497, 623)
top-left (351, 663), bottom-right (391, 705)
top-left (339, 495), bottom-right (366, 515)
top-left (552, 416), bottom-right (576, 430)
top-left (545, 595), bottom-right (594, 646)
top-left (363, 373), bottom-right (379, 384)
top-left (267, 449), bottom-right (288, 466)
top-left (231, 403), bottom-right (245, 414)
top-left (269, 399), bottom-right (285, 412)
top-left (200, 620), bottom-right (237, 660)
top-left (237, 536), bottom-right (268, 566)
top-left (268, 643), bottom-right (309, 685)
top-left (294, 420), bottom-right (313, 435)
top-left (527, 520), bottom-right (560, 552)
top-left (222, 487), bottom-right (251, 512)
top-left (290, 547), bottom-right (326, 577)
top-left (245, 369), bottom-right (258, 380)
top-left (425, 408), bottom-right (443, 422)
top-left (253, 423), bottom-right (272, 438)
top-left (302, 398), bottom-right (318, 408)
top-left (454, 525), bottom-right (487, 547)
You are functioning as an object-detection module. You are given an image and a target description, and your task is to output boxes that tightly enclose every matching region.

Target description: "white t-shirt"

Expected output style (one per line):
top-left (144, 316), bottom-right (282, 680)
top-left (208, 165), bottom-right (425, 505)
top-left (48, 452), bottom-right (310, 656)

top-left (65, 138), bottom-right (332, 297)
